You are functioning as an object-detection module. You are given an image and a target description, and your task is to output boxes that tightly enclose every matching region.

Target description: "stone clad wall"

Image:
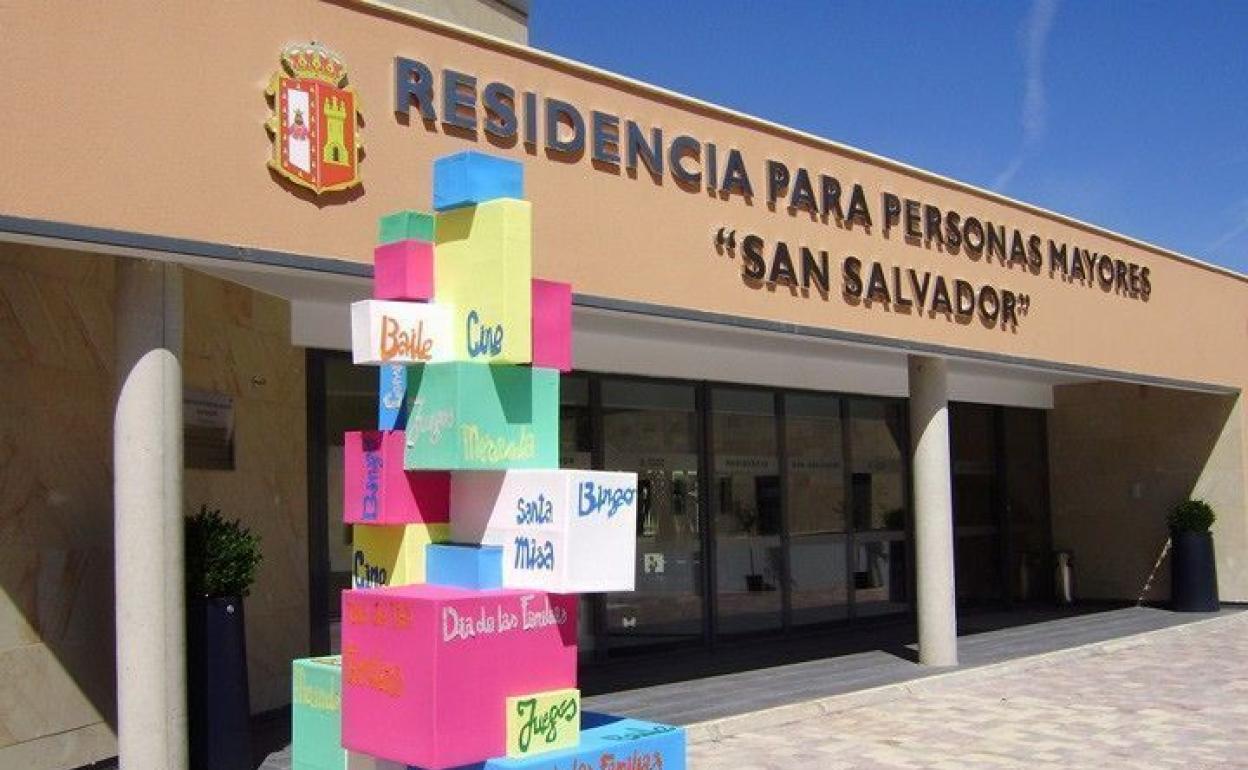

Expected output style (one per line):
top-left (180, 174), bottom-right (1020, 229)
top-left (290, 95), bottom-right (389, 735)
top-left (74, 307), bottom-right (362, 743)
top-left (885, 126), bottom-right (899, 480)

top-left (0, 245), bottom-right (311, 768)
top-left (183, 268), bottom-right (310, 714)
top-left (0, 245), bottom-right (118, 769)
top-left (1049, 382), bottom-right (1246, 602)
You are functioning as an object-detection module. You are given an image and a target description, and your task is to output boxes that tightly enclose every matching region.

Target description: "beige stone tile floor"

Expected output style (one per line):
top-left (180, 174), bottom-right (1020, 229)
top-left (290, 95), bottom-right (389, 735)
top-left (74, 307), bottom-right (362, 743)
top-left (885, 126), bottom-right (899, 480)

top-left (689, 612), bottom-right (1248, 769)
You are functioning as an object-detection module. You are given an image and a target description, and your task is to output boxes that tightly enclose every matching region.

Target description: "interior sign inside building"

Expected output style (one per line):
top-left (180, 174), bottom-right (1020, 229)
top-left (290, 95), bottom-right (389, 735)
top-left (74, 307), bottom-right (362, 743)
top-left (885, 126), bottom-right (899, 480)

top-left (394, 57), bottom-right (1154, 331)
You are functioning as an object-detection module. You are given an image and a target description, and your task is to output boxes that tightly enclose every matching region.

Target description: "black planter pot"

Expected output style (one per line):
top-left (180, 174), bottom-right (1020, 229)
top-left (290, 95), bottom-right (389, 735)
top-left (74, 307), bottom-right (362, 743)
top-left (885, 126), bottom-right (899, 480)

top-left (1170, 529), bottom-right (1220, 613)
top-left (188, 595), bottom-right (252, 770)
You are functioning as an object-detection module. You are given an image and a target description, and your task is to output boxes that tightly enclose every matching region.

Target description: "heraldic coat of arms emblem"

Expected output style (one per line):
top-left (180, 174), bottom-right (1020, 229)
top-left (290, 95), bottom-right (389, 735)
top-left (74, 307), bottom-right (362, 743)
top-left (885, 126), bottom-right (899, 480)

top-left (266, 43), bottom-right (363, 194)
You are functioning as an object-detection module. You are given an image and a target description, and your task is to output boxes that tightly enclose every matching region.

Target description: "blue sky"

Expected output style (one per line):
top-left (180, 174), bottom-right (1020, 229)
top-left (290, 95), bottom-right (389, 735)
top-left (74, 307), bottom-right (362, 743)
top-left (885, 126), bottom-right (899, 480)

top-left (530, 1), bottom-right (1248, 275)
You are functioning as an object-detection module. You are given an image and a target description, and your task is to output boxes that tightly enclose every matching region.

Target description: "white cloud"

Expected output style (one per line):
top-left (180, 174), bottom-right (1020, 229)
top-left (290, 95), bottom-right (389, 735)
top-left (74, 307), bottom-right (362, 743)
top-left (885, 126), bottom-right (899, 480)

top-left (993, 0), bottom-right (1059, 192)
top-left (1208, 198), bottom-right (1248, 251)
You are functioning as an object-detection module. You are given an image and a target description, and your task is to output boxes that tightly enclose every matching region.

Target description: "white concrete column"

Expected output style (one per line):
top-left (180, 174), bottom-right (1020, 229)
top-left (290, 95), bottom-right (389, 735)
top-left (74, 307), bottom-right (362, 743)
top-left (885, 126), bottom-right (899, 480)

top-left (114, 259), bottom-right (187, 769)
top-left (908, 355), bottom-right (958, 666)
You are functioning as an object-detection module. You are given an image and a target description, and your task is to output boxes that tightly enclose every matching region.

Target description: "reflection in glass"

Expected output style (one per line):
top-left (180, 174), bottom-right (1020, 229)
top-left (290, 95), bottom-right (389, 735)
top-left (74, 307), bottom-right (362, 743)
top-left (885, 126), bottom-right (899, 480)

top-left (559, 375), bottom-right (597, 659)
top-left (713, 388), bottom-right (782, 634)
top-left (785, 393), bottom-right (848, 625)
top-left (951, 403), bottom-right (1003, 603)
top-left (600, 379), bottom-right (702, 648)
top-left (848, 399), bottom-right (909, 617)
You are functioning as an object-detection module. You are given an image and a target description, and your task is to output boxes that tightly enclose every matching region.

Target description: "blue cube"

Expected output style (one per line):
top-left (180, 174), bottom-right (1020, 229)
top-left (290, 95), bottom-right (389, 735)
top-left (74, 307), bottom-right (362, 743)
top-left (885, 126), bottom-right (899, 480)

top-left (433, 151), bottom-right (524, 211)
top-left (378, 363), bottom-right (410, 430)
top-left (426, 544), bottom-right (504, 589)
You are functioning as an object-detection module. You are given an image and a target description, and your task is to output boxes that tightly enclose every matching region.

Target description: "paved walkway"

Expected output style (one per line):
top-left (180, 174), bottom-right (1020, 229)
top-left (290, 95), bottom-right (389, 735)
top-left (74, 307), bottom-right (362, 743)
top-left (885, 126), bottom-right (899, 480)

top-left (689, 612), bottom-right (1248, 769)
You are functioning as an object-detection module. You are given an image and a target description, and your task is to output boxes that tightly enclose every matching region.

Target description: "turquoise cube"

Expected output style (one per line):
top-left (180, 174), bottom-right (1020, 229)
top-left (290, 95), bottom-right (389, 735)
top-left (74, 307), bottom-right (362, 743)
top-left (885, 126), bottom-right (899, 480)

top-left (433, 151), bottom-right (524, 211)
top-left (478, 713), bottom-right (686, 769)
top-left (291, 656), bottom-right (344, 770)
top-left (403, 363), bottom-right (558, 470)
top-left (426, 543), bottom-right (504, 589)
top-left (379, 210), bottom-right (436, 245)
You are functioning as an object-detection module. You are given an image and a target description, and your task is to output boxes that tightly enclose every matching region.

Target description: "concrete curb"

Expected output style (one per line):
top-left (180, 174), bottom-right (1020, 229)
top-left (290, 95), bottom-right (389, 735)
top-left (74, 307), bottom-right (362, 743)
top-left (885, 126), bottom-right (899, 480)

top-left (684, 611), bottom-right (1243, 744)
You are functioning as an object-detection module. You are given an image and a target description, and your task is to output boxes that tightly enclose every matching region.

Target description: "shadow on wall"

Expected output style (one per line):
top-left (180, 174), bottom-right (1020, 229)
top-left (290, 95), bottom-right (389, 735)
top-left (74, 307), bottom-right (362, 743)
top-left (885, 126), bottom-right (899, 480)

top-left (1048, 382), bottom-right (1242, 603)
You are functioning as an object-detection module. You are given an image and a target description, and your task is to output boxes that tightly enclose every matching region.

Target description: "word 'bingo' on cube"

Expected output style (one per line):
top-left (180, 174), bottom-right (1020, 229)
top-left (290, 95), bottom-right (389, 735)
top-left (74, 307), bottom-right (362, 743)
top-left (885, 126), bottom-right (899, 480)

top-left (402, 363), bottom-right (559, 470)
top-left (433, 151), bottom-right (524, 212)
top-left (481, 712), bottom-right (686, 770)
top-left (451, 469), bottom-right (638, 592)
top-left (343, 430), bottom-right (449, 525)
top-left (352, 523), bottom-right (449, 588)
top-left (435, 198), bottom-right (532, 363)
top-left (531, 280), bottom-right (572, 373)
top-left (505, 687), bottom-right (580, 759)
top-left (426, 543), bottom-right (504, 590)
top-left (341, 586), bottom-right (577, 769)
top-left (374, 239), bottom-right (435, 301)
top-left (351, 299), bottom-right (451, 365)
top-left (291, 656), bottom-right (344, 770)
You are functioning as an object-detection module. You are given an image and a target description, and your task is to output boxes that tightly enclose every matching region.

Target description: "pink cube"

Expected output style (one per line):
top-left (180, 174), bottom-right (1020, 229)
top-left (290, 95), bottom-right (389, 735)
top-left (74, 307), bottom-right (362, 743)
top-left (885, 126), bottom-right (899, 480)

top-left (531, 279), bottom-right (572, 372)
top-left (374, 240), bottom-right (435, 301)
top-left (344, 431), bottom-right (449, 524)
top-left (341, 586), bottom-right (578, 769)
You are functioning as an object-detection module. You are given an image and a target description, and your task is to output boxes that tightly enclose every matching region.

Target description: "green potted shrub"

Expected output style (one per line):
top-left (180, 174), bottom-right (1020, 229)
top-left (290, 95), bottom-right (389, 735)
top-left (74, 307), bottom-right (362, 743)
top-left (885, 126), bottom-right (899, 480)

top-left (1168, 499), bottom-right (1219, 612)
top-left (186, 505), bottom-right (263, 770)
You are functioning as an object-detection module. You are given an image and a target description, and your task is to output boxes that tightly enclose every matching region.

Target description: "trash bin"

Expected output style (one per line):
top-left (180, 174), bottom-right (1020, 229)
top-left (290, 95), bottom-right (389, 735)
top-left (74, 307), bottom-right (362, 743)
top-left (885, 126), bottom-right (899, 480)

top-left (1054, 550), bottom-right (1075, 605)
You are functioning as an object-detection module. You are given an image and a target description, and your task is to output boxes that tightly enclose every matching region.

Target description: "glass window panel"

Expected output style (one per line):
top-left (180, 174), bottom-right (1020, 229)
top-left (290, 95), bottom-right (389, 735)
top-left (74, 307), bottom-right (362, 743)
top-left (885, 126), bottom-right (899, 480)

top-left (785, 393), bottom-right (848, 625)
top-left (848, 398), bottom-right (909, 617)
top-left (1004, 408), bottom-right (1052, 601)
top-left (713, 387), bottom-right (782, 635)
top-left (600, 378), bottom-right (702, 649)
top-left (951, 403), bottom-right (1003, 603)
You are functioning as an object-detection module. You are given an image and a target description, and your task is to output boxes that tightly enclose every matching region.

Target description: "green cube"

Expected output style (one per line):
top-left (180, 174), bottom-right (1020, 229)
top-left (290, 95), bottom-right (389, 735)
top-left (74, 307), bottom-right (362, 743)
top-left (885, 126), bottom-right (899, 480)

top-left (378, 210), bottom-right (436, 244)
top-left (403, 363), bottom-right (558, 470)
top-left (292, 656), bottom-right (345, 770)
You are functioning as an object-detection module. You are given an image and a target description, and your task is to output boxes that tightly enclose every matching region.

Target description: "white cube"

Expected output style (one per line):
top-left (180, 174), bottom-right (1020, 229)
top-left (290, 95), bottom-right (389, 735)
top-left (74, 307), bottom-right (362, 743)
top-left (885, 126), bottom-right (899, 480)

top-left (350, 299), bottom-right (452, 365)
top-left (451, 469), bottom-right (639, 593)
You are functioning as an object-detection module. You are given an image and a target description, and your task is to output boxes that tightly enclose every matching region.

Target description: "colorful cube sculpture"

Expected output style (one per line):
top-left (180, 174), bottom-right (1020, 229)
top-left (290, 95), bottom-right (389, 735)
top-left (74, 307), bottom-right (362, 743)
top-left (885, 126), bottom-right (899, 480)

top-left (531, 280), bottom-right (572, 373)
top-left (352, 523), bottom-right (450, 588)
top-left (435, 199), bottom-right (532, 364)
top-left (482, 713), bottom-right (686, 770)
top-left (433, 151), bottom-right (524, 211)
top-left (378, 210), bottom-right (436, 245)
top-left (505, 687), bottom-right (580, 759)
top-left (351, 300), bottom-right (452, 365)
top-left (341, 586), bottom-right (578, 769)
top-left (378, 364), bottom-right (410, 431)
top-left (403, 363), bottom-right (559, 470)
top-left (374, 240), bottom-right (435, 301)
top-left (343, 431), bottom-right (449, 525)
top-left (451, 470), bottom-right (638, 592)
top-left (292, 656), bottom-right (345, 770)
top-left (426, 544), bottom-right (504, 590)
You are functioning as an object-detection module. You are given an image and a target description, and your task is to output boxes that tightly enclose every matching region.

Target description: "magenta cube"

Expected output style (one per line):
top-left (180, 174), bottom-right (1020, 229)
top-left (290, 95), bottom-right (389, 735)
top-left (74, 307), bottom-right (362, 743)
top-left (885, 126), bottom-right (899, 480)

top-left (341, 586), bottom-right (578, 769)
top-left (343, 430), bottom-right (449, 524)
top-left (531, 279), bottom-right (572, 372)
top-left (374, 240), bottom-right (435, 301)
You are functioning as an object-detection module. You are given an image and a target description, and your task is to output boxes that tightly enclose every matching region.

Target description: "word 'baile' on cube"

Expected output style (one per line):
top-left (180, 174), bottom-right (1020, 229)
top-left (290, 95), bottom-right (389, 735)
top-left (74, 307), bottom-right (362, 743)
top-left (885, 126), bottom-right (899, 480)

top-left (352, 523), bottom-right (449, 588)
top-left (343, 430), bottom-right (449, 525)
top-left (531, 279), bottom-right (572, 373)
top-left (351, 299), bottom-right (452, 365)
top-left (341, 586), bottom-right (577, 769)
top-left (291, 656), bottom-right (344, 770)
top-left (451, 469), bottom-right (638, 593)
top-left (505, 687), bottom-right (580, 759)
top-left (480, 712), bottom-right (686, 770)
top-left (426, 543), bottom-right (504, 590)
top-left (402, 363), bottom-right (559, 470)
top-left (435, 198), bottom-right (533, 364)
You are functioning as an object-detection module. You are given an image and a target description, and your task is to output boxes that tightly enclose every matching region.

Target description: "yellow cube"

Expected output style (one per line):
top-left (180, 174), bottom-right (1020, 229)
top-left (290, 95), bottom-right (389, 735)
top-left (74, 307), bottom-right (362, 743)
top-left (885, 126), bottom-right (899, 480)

top-left (435, 199), bottom-right (533, 364)
top-left (505, 687), bottom-right (580, 758)
top-left (352, 523), bottom-right (449, 588)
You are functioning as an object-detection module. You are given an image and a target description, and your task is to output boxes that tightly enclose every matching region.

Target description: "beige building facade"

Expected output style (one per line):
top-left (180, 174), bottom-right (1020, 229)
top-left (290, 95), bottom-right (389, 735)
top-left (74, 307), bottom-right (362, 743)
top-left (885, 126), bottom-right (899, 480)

top-left (0, 2), bottom-right (1244, 767)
